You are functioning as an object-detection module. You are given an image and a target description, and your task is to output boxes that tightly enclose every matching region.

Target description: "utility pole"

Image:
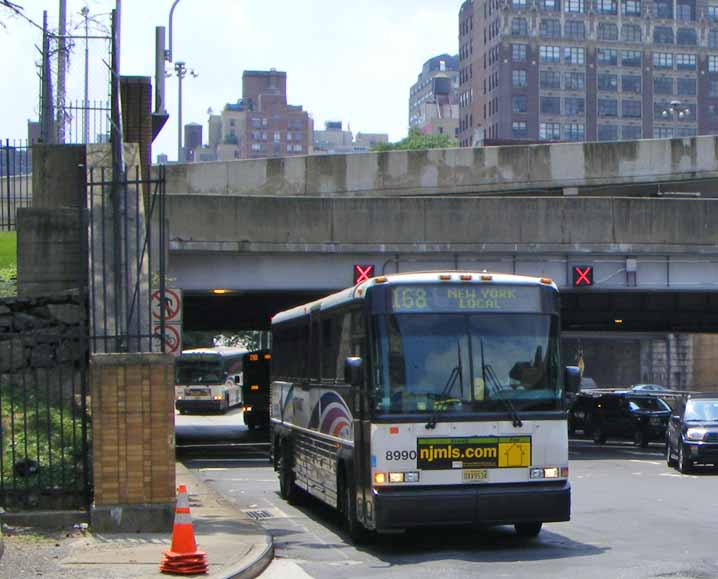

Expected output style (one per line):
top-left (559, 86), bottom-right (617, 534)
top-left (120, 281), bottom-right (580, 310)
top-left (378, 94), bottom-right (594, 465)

top-left (81, 5), bottom-right (90, 144)
top-left (57, 0), bottom-right (67, 143)
top-left (41, 11), bottom-right (55, 144)
top-left (175, 62), bottom-right (186, 162)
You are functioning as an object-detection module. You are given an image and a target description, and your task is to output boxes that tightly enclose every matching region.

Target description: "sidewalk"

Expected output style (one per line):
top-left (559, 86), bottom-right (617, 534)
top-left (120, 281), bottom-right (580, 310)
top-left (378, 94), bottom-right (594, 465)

top-left (57, 462), bottom-right (273, 579)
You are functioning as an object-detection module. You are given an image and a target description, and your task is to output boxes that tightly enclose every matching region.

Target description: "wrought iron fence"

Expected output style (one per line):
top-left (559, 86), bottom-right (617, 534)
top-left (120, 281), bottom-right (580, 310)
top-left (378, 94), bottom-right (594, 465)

top-left (0, 140), bottom-right (33, 231)
top-left (88, 165), bottom-right (169, 354)
top-left (0, 332), bottom-right (90, 510)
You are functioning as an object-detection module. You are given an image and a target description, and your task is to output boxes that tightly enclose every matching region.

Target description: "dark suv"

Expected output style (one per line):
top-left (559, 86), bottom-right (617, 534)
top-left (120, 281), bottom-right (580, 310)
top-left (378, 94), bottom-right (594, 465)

top-left (666, 393), bottom-right (718, 473)
top-left (590, 392), bottom-right (671, 447)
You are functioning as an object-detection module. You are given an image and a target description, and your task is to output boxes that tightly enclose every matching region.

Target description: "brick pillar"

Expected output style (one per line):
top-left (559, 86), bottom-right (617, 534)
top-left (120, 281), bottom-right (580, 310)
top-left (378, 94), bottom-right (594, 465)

top-left (120, 76), bottom-right (153, 182)
top-left (90, 353), bottom-right (176, 532)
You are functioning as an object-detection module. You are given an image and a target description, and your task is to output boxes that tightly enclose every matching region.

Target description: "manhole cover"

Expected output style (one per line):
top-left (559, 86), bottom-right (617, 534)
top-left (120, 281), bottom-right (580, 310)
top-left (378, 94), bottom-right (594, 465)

top-left (245, 510), bottom-right (273, 521)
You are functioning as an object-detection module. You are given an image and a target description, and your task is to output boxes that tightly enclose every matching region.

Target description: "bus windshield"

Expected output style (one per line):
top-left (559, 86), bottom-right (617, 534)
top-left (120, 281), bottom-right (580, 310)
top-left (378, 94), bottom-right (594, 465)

top-left (374, 313), bottom-right (562, 415)
top-left (175, 357), bottom-right (225, 385)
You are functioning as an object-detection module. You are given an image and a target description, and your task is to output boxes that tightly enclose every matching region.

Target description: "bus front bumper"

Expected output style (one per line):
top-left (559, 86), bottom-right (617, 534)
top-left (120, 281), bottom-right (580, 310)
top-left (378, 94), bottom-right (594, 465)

top-left (372, 480), bottom-right (570, 531)
top-left (176, 398), bottom-right (225, 412)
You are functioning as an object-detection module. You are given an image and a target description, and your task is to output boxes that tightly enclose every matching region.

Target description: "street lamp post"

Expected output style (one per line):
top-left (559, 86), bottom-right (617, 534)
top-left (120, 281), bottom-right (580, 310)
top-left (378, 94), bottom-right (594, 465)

top-left (174, 61), bottom-right (198, 162)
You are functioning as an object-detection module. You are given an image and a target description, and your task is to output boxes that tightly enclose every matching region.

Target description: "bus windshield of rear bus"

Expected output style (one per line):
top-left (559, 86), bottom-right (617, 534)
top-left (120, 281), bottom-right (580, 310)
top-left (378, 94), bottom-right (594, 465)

top-left (175, 356), bottom-right (224, 385)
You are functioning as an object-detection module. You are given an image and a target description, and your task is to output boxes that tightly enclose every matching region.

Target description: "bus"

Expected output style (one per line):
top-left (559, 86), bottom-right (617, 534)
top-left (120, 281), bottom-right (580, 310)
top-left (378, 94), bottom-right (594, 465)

top-left (241, 349), bottom-right (272, 430)
top-left (270, 272), bottom-right (580, 541)
top-left (175, 348), bottom-right (247, 414)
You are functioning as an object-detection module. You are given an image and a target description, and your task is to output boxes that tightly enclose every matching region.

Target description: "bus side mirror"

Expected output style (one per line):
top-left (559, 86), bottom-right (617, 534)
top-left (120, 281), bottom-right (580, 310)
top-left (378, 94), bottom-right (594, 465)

top-left (565, 366), bottom-right (581, 394)
top-left (233, 375), bottom-right (240, 385)
top-left (345, 357), bottom-right (364, 387)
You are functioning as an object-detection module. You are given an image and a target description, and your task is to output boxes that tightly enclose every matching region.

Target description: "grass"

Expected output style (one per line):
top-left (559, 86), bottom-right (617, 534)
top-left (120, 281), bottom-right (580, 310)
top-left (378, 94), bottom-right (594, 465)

top-left (1, 381), bottom-right (88, 492)
top-left (0, 231), bottom-right (16, 297)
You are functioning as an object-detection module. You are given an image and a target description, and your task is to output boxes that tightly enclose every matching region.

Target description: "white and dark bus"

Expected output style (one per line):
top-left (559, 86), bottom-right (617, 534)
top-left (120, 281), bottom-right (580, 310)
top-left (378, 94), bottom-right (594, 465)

top-left (175, 348), bottom-right (246, 414)
top-left (270, 272), bottom-right (580, 541)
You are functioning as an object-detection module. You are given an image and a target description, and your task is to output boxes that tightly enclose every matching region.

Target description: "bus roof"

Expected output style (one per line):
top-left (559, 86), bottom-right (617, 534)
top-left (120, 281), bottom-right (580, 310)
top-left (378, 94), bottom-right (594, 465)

top-left (178, 347), bottom-right (249, 358)
top-left (271, 271), bottom-right (558, 325)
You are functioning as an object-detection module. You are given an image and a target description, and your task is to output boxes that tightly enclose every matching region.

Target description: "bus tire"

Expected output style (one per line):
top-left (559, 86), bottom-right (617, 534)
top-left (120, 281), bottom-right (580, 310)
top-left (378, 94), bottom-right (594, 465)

top-left (515, 522), bottom-right (542, 538)
top-left (341, 471), bottom-right (369, 544)
top-left (278, 444), bottom-right (300, 505)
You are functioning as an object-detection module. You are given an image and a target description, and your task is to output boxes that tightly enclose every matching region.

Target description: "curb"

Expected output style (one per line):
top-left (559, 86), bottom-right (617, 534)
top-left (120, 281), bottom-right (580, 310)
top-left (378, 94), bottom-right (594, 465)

top-left (220, 535), bottom-right (274, 579)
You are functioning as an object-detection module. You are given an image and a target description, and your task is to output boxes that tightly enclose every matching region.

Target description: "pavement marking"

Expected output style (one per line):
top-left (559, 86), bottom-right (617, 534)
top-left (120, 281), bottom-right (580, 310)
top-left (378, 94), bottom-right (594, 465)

top-left (628, 460), bottom-right (663, 465)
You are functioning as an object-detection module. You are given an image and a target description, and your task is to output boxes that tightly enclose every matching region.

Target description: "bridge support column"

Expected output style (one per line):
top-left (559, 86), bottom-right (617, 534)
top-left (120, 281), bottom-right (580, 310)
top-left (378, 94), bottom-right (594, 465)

top-left (90, 353), bottom-right (176, 532)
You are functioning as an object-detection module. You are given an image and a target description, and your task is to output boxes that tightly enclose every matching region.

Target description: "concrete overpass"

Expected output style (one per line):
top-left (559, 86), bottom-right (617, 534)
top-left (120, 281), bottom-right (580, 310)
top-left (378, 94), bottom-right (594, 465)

top-left (160, 136), bottom-right (718, 331)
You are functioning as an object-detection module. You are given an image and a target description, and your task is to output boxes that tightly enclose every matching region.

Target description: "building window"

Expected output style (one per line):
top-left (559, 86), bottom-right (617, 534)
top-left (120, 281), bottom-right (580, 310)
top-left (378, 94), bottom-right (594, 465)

top-left (677, 78), bottom-right (697, 96)
top-left (653, 0), bottom-right (673, 18)
top-left (676, 2), bottom-right (694, 20)
top-left (709, 55), bottom-right (718, 72)
top-left (564, 71), bottom-right (585, 90)
top-left (621, 50), bottom-right (642, 67)
top-left (251, 143), bottom-right (262, 152)
top-left (597, 0), bottom-right (618, 13)
top-left (540, 70), bottom-right (562, 89)
top-left (540, 19), bottom-right (561, 38)
top-left (539, 122), bottom-right (561, 140)
top-left (540, 45), bottom-right (561, 63)
top-left (709, 5), bottom-right (718, 21)
top-left (598, 23), bottom-right (619, 41)
top-left (565, 0), bottom-right (584, 12)
top-left (653, 76), bottom-right (674, 95)
top-left (540, 96), bottom-right (561, 114)
top-left (512, 121), bottom-right (528, 138)
top-left (623, 0), bottom-right (642, 15)
top-left (654, 26), bottom-right (674, 44)
top-left (598, 125), bottom-right (619, 141)
top-left (621, 24), bottom-right (642, 42)
top-left (564, 20), bottom-right (585, 40)
top-left (512, 95), bottom-right (528, 113)
top-left (512, 17), bottom-right (528, 36)
top-left (564, 123), bottom-right (585, 141)
top-left (597, 48), bottom-right (618, 66)
top-left (655, 126), bottom-right (674, 138)
top-left (598, 73), bottom-right (618, 91)
top-left (512, 69), bottom-right (528, 88)
top-left (622, 125), bottom-right (642, 139)
top-left (653, 52), bottom-right (673, 69)
top-left (512, 43), bottom-right (528, 62)
top-left (512, 0), bottom-right (528, 7)
top-left (710, 80), bottom-right (718, 97)
top-left (676, 28), bottom-right (696, 45)
top-left (542, 0), bottom-right (561, 10)
top-left (622, 75), bottom-right (642, 93)
top-left (564, 96), bottom-right (585, 115)
top-left (676, 54), bottom-right (696, 70)
top-left (622, 100), bottom-right (642, 118)
top-left (709, 30), bottom-right (718, 48)
top-left (564, 46), bottom-right (585, 65)
top-left (274, 131), bottom-right (281, 142)
top-left (676, 127), bottom-right (697, 137)
top-left (598, 99), bottom-right (618, 117)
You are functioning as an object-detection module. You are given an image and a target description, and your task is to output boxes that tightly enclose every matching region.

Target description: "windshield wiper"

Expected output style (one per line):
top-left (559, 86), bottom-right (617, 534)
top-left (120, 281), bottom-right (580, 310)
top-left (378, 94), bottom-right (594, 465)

top-left (480, 339), bottom-right (523, 428)
top-left (426, 339), bottom-right (464, 430)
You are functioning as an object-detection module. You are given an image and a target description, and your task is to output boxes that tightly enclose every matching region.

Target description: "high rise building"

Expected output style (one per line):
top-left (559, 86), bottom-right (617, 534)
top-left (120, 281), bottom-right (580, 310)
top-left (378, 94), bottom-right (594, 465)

top-left (183, 123), bottom-right (203, 161)
top-left (312, 121), bottom-right (389, 154)
top-left (214, 69), bottom-right (313, 160)
top-left (409, 54), bottom-right (460, 138)
top-left (458, 0), bottom-right (718, 146)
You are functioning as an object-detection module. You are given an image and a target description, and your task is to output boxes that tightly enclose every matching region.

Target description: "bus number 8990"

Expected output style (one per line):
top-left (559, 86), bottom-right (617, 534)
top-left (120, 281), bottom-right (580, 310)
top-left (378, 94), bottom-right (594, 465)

top-left (386, 450), bottom-right (418, 461)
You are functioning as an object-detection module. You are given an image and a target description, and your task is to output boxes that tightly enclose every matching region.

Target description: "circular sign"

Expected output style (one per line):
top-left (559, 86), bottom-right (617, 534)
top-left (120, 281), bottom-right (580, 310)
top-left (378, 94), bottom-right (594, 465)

top-left (153, 324), bottom-right (181, 354)
top-left (152, 289), bottom-right (182, 321)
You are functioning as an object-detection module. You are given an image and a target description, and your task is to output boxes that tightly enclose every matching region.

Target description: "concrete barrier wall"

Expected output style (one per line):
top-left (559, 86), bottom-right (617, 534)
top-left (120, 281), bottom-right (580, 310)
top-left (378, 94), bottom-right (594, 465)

top-left (159, 136), bottom-right (718, 197)
top-left (167, 195), bottom-right (718, 252)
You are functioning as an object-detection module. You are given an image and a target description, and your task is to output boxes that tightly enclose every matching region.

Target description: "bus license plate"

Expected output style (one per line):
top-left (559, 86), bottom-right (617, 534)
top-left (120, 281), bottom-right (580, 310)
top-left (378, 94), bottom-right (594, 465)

top-left (463, 469), bottom-right (488, 481)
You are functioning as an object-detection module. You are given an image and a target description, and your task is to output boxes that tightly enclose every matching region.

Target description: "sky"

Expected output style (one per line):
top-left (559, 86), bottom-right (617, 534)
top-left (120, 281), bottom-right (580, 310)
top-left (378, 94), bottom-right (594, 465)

top-left (0, 0), bottom-right (461, 160)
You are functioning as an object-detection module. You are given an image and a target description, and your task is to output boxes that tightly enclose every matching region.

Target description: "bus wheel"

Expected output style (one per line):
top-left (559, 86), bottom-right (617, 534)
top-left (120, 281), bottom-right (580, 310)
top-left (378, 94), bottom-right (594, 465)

top-left (278, 445), bottom-right (300, 505)
top-left (342, 473), bottom-right (369, 544)
top-left (515, 522), bottom-right (542, 538)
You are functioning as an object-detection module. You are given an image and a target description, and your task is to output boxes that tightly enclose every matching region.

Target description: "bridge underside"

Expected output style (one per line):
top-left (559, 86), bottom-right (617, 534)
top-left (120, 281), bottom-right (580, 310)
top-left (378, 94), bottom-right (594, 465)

top-left (182, 290), bottom-right (718, 333)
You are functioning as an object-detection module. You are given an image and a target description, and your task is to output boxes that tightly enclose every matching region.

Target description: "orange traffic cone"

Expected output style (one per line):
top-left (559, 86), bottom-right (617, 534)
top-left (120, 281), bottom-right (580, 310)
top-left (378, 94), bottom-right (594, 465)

top-left (160, 485), bottom-right (209, 575)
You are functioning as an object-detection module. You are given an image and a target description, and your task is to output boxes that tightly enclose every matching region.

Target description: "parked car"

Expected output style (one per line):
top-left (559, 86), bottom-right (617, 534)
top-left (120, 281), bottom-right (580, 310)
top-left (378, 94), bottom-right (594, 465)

top-left (567, 392), bottom-right (598, 435)
top-left (665, 393), bottom-right (718, 473)
top-left (630, 383), bottom-right (669, 393)
top-left (591, 392), bottom-right (671, 447)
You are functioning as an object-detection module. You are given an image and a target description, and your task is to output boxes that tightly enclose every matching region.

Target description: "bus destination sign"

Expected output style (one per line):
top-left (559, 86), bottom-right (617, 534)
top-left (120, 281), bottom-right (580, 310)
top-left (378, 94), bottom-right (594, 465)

top-left (391, 285), bottom-right (541, 313)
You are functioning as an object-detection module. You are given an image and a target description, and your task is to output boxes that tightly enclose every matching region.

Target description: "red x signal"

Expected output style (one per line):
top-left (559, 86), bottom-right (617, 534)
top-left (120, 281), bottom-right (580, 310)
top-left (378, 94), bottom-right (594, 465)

top-left (354, 264), bottom-right (375, 285)
top-left (573, 266), bottom-right (593, 287)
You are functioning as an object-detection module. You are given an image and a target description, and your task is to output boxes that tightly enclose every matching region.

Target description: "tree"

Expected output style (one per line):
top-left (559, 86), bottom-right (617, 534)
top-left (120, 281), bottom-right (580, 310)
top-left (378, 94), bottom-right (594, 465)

top-left (0, 2), bottom-right (26, 30)
top-left (372, 129), bottom-right (458, 152)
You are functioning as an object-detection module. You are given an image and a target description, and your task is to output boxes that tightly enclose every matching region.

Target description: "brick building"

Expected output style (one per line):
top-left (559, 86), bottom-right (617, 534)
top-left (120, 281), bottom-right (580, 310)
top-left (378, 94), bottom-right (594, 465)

top-left (458, 0), bottom-right (718, 146)
top-left (215, 69), bottom-right (313, 160)
top-left (409, 54), bottom-right (460, 138)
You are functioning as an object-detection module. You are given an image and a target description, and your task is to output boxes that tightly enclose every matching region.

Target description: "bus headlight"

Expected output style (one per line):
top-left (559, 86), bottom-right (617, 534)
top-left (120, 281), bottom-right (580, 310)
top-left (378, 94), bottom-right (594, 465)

top-left (373, 472), bottom-right (386, 485)
top-left (404, 471), bottom-right (420, 483)
top-left (530, 467), bottom-right (561, 479)
top-left (389, 472), bottom-right (404, 483)
top-left (213, 395), bottom-right (223, 401)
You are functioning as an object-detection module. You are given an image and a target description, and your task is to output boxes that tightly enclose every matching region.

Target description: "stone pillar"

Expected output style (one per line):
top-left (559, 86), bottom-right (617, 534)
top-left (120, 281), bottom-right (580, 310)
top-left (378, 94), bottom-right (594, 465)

top-left (90, 353), bottom-right (176, 532)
